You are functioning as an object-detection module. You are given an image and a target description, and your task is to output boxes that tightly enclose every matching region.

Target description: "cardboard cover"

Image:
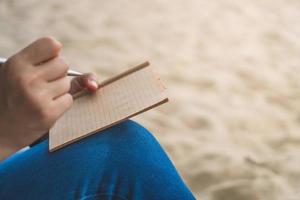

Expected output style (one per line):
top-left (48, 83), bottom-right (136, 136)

top-left (49, 62), bottom-right (168, 151)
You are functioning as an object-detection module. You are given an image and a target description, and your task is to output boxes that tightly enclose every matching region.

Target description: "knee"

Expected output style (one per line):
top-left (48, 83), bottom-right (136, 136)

top-left (94, 120), bottom-right (174, 181)
top-left (101, 120), bottom-right (160, 151)
top-left (41, 120), bottom-right (188, 198)
top-left (54, 120), bottom-right (166, 167)
top-left (95, 120), bottom-right (167, 165)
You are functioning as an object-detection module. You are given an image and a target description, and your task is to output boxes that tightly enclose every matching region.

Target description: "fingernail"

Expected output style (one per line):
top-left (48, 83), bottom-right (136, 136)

top-left (89, 80), bottom-right (98, 89)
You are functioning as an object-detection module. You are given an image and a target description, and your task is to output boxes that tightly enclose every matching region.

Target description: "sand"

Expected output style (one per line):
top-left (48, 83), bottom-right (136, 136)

top-left (1, 0), bottom-right (300, 199)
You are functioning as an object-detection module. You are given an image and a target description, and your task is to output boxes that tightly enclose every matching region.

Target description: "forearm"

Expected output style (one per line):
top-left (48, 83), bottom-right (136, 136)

top-left (0, 117), bottom-right (26, 160)
top-left (0, 63), bottom-right (14, 160)
top-left (0, 60), bottom-right (22, 160)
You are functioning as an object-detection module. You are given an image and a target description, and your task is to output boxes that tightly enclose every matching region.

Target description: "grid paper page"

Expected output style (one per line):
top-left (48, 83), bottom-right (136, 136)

top-left (49, 64), bottom-right (168, 151)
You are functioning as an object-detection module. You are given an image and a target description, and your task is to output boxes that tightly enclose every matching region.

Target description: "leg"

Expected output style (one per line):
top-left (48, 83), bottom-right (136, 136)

top-left (0, 120), bottom-right (195, 200)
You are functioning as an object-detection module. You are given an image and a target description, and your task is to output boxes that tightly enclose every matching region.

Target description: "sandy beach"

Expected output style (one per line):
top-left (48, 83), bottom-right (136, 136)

top-left (1, 0), bottom-right (300, 199)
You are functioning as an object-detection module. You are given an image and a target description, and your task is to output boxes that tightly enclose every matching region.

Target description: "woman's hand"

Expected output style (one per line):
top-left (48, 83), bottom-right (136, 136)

top-left (0, 37), bottom-right (98, 159)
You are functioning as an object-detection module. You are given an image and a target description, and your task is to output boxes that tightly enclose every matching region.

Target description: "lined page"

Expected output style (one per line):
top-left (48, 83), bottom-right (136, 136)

top-left (49, 63), bottom-right (168, 151)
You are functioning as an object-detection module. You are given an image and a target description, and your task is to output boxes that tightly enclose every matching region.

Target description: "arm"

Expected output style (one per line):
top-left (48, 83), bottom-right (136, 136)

top-left (0, 37), bottom-right (99, 161)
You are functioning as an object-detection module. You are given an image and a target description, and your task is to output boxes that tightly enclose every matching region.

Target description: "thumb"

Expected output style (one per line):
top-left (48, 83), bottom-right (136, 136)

top-left (69, 73), bottom-right (99, 95)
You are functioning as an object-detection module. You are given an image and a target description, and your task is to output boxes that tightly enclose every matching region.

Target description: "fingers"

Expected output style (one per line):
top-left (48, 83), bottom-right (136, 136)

top-left (19, 37), bottom-right (62, 65)
top-left (69, 73), bottom-right (99, 95)
top-left (48, 77), bottom-right (71, 99)
top-left (38, 57), bottom-right (69, 82)
top-left (52, 93), bottom-right (73, 119)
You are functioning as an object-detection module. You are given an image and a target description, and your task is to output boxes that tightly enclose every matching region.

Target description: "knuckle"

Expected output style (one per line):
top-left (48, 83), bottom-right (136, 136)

top-left (37, 106), bottom-right (55, 127)
top-left (5, 56), bottom-right (38, 86)
top-left (41, 36), bottom-right (61, 49)
top-left (63, 78), bottom-right (71, 90)
top-left (40, 36), bottom-right (57, 46)
top-left (6, 54), bottom-right (22, 69)
top-left (15, 74), bottom-right (30, 87)
top-left (57, 57), bottom-right (69, 73)
top-left (19, 73), bottom-right (38, 86)
top-left (53, 94), bottom-right (73, 119)
top-left (61, 93), bottom-right (73, 108)
top-left (26, 92), bottom-right (43, 109)
top-left (12, 94), bottom-right (46, 128)
top-left (64, 94), bottom-right (73, 108)
top-left (39, 36), bottom-right (61, 54)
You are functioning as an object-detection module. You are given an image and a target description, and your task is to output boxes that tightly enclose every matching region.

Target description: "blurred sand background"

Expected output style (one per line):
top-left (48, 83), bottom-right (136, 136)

top-left (1, 0), bottom-right (300, 199)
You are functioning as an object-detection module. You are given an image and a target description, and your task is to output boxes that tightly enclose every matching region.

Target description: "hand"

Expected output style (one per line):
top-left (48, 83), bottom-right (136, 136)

top-left (0, 37), bottom-right (73, 155)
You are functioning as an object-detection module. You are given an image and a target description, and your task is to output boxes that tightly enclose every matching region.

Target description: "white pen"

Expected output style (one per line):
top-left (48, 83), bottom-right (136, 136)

top-left (0, 57), bottom-right (83, 77)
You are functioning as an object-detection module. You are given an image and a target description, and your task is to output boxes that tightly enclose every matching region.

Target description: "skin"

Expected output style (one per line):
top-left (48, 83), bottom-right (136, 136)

top-left (0, 37), bottom-right (99, 160)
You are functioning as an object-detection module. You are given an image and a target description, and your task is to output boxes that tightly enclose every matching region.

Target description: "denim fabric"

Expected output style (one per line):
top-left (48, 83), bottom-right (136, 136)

top-left (0, 120), bottom-right (196, 200)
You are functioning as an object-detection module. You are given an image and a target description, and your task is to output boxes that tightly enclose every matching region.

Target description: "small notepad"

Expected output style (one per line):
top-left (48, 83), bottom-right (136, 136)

top-left (49, 62), bottom-right (168, 151)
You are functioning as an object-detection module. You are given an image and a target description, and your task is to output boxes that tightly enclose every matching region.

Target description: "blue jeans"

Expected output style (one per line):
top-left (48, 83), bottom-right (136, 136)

top-left (0, 120), bottom-right (195, 200)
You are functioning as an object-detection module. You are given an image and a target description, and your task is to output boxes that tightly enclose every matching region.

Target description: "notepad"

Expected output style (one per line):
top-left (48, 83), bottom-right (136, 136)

top-left (49, 62), bottom-right (168, 151)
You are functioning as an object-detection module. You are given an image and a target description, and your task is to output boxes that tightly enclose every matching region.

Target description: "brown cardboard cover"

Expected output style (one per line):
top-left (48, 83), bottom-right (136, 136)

top-left (49, 62), bottom-right (168, 151)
